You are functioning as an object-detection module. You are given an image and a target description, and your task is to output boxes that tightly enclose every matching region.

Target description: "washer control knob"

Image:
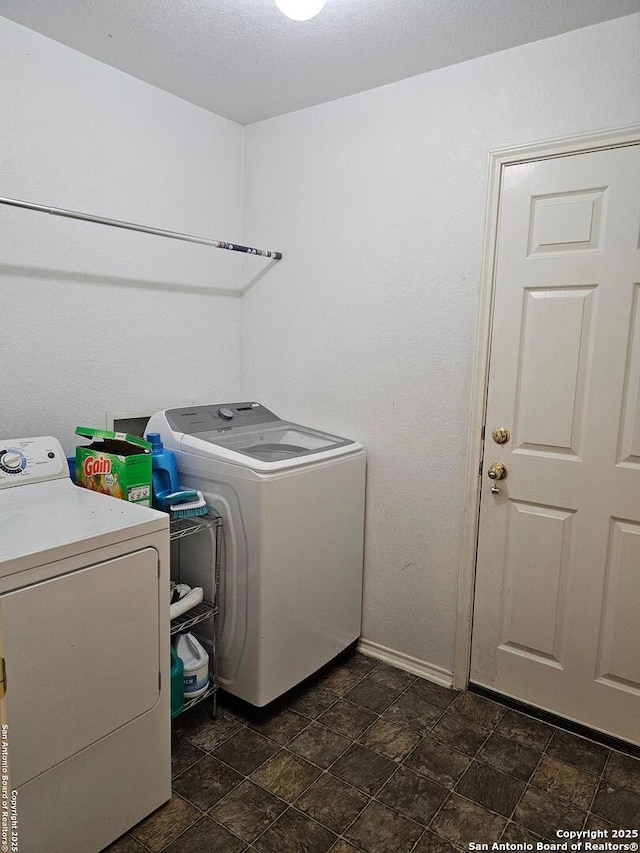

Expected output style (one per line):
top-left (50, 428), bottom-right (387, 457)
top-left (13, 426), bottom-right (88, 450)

top-left (218, 407), bottom-right (235, 420)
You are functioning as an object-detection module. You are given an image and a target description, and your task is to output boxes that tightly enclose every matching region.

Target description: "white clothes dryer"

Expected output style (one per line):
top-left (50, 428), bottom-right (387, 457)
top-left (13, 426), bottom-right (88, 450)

top-left (0, 437), bottom-right (170, 853)
top-left (146, 402), bottom-right (366, 706)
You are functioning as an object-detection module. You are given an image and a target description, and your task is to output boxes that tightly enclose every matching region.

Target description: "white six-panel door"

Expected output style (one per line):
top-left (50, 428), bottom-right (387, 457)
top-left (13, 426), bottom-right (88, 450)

top-left (471, 143), bottom-right (640, 745)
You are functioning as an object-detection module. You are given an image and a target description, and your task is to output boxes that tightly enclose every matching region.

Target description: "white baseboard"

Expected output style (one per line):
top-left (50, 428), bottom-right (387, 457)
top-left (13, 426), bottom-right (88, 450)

top-left (357, 638), bottom-right (454, 688)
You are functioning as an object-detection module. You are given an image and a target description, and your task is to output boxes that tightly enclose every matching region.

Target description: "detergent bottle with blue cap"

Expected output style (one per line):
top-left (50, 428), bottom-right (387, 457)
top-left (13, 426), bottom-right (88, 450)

top-left (146, 432), bottom-right (207, 517)
top-left (146, 432), bottom-right (179, 502)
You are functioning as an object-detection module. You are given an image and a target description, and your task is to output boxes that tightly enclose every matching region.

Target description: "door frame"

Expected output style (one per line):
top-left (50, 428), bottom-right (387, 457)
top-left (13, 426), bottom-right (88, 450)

top-left (453, 124), bottom-right (640, 691)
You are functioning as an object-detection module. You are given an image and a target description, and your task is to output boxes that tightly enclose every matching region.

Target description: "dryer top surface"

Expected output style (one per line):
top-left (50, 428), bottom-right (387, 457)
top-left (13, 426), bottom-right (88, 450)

top-left (0, 477), bottom-right (167, 570)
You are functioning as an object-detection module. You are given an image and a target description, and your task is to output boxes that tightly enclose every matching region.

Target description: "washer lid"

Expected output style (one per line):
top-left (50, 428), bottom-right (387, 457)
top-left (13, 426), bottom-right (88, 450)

top-left (197, 422), bottom-right (353, 462)
top-left (163, 403), bottom-right (362, 471)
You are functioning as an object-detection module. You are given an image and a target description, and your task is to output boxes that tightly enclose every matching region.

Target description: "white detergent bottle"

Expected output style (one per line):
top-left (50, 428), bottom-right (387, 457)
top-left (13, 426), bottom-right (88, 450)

top-left (174, 633), bottom-right (209, 699)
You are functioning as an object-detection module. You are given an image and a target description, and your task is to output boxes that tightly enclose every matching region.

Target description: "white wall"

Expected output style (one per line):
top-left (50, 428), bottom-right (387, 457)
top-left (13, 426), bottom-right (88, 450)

top-left (241, 15), bottom-right (640, 679)
top-left (3, 11), bottom-right (639, 681)
top-left (0, 17), bottom-right (246, 453)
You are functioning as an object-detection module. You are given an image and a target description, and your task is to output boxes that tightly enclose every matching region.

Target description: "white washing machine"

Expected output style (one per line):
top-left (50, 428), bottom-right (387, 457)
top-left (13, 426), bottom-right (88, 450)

top-left (0, 437), bottom-right (170, 853)
top-left (146, 402), bottom-right (366, 707)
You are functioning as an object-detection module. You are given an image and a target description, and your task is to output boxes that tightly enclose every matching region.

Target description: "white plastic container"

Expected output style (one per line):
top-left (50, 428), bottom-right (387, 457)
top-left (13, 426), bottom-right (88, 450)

top-left (174, 632), bottom-right (209, 699)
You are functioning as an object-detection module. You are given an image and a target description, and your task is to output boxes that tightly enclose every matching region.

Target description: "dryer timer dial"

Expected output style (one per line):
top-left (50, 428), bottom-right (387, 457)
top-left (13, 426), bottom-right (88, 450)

top-left (0, 449), bottom-right (27, 474)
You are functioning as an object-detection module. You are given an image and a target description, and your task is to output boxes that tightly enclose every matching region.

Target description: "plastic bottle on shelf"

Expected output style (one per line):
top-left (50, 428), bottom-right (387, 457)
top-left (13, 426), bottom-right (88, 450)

top-left (174, 633), bottom-right (210, 699)
top-left (146, 432), bottom-right (179, 504)
top-left (170, 645), bottom-right (184, 718)
top-left (147, 432), bottom-right (201, 510)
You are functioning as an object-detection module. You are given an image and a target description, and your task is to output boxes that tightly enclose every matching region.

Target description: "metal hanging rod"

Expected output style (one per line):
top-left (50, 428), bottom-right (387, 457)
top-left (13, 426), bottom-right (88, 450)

top-left (0, 195), bottom-right (283, 260)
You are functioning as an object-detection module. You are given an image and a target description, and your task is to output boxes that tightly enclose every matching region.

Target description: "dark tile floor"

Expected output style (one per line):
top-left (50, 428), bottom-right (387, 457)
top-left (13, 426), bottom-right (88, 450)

top-left (106, 651), bottom-right (640, 852)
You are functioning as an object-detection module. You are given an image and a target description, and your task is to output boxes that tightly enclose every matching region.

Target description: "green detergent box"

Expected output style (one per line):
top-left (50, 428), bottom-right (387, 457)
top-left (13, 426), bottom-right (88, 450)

top-left (75, 427), bottom-right (152, 506)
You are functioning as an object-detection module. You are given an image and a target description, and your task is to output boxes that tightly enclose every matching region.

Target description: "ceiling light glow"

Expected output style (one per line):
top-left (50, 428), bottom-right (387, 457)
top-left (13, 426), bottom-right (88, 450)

top-left (274, 0), bottom-right (327, 21)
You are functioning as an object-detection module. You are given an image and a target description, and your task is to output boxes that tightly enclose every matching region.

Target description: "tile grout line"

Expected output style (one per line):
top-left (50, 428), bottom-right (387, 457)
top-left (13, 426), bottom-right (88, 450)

top-left (537, 724), bottom-right (596, 833)
top-left (160, 811), bottom-right (231, 852)
top-left (419, 695), bottom-right (496, 839)
top-left (130, 835), bottom-right (155, 852)
top-left (495, 718), bottom-right (623, 839)
top-left (498, 722), bottom-right (554, 839)
top-left (584, 747), bottom-right (612, 829)
top-left (433, 703), bottom-right (521, 845)
top-left (498, 747), bottom-right (545, 842)
top-left (497, 718), bottom-right (596, 841)
top-left (503, 710), bottom-right (604, 835)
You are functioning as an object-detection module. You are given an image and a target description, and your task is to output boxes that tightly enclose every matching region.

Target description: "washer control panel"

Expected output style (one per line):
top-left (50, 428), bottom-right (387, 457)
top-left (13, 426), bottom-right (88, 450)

top-left (166, 402), bottom-right (280, 434)
top-left (0, 437), bottom-right (68, 489)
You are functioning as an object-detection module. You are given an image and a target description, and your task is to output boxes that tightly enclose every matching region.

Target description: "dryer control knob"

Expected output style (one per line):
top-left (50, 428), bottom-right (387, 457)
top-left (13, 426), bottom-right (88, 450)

top-left (218, 407), bottom-right (235, 420)
top-left (0, 449), bottom-right (26, 474)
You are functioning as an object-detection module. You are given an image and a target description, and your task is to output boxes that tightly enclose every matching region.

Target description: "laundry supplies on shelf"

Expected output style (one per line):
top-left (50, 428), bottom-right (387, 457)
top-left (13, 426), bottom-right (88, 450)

top-left (174, 633), bottom-right (209, 699)
top-left (147, 432), bottom-right (179, 499)
top-left (168, 512), bottom-right (220, 719)
top-left (75, 427), bottom-right (152, 505)
top-left (169, 490), bottom-right (208, 519)
top-left (147, 432), bottom-right (208, 518)
top-left (170, 646), bottom-right (184, 718)
top-left (169, 582), bottom-right (204, 619)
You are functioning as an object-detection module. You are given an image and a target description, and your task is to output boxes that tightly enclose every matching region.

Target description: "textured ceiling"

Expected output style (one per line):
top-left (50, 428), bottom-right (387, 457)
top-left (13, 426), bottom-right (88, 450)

top-left (1, 0), bottom-right (639, 125)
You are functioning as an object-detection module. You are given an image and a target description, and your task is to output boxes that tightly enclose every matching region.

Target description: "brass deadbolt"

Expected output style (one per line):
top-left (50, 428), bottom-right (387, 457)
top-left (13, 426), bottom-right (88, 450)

top-left (491, 427), bottom-right (511, 445)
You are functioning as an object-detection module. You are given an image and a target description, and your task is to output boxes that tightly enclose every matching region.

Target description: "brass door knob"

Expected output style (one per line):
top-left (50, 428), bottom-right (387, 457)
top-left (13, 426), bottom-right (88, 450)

top-left (487, 462), bottom-right (507, 481)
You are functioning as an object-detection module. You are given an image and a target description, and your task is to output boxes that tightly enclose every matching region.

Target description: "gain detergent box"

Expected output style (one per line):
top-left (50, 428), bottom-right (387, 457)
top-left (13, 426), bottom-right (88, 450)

top-left (75, 427), bottom-right (152, 506)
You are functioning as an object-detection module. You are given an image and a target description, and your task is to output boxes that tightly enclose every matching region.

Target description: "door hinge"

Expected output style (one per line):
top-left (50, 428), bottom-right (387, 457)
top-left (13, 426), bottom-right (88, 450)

top-left (481, 425), bottom-right (486, 441)
top-left (158, 671), bottom-right (162, 692)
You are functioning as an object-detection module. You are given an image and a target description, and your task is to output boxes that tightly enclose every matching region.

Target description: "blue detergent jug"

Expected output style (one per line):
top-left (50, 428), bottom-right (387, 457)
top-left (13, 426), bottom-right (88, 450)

top-left (146, 433), bottom-right (197, 509)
